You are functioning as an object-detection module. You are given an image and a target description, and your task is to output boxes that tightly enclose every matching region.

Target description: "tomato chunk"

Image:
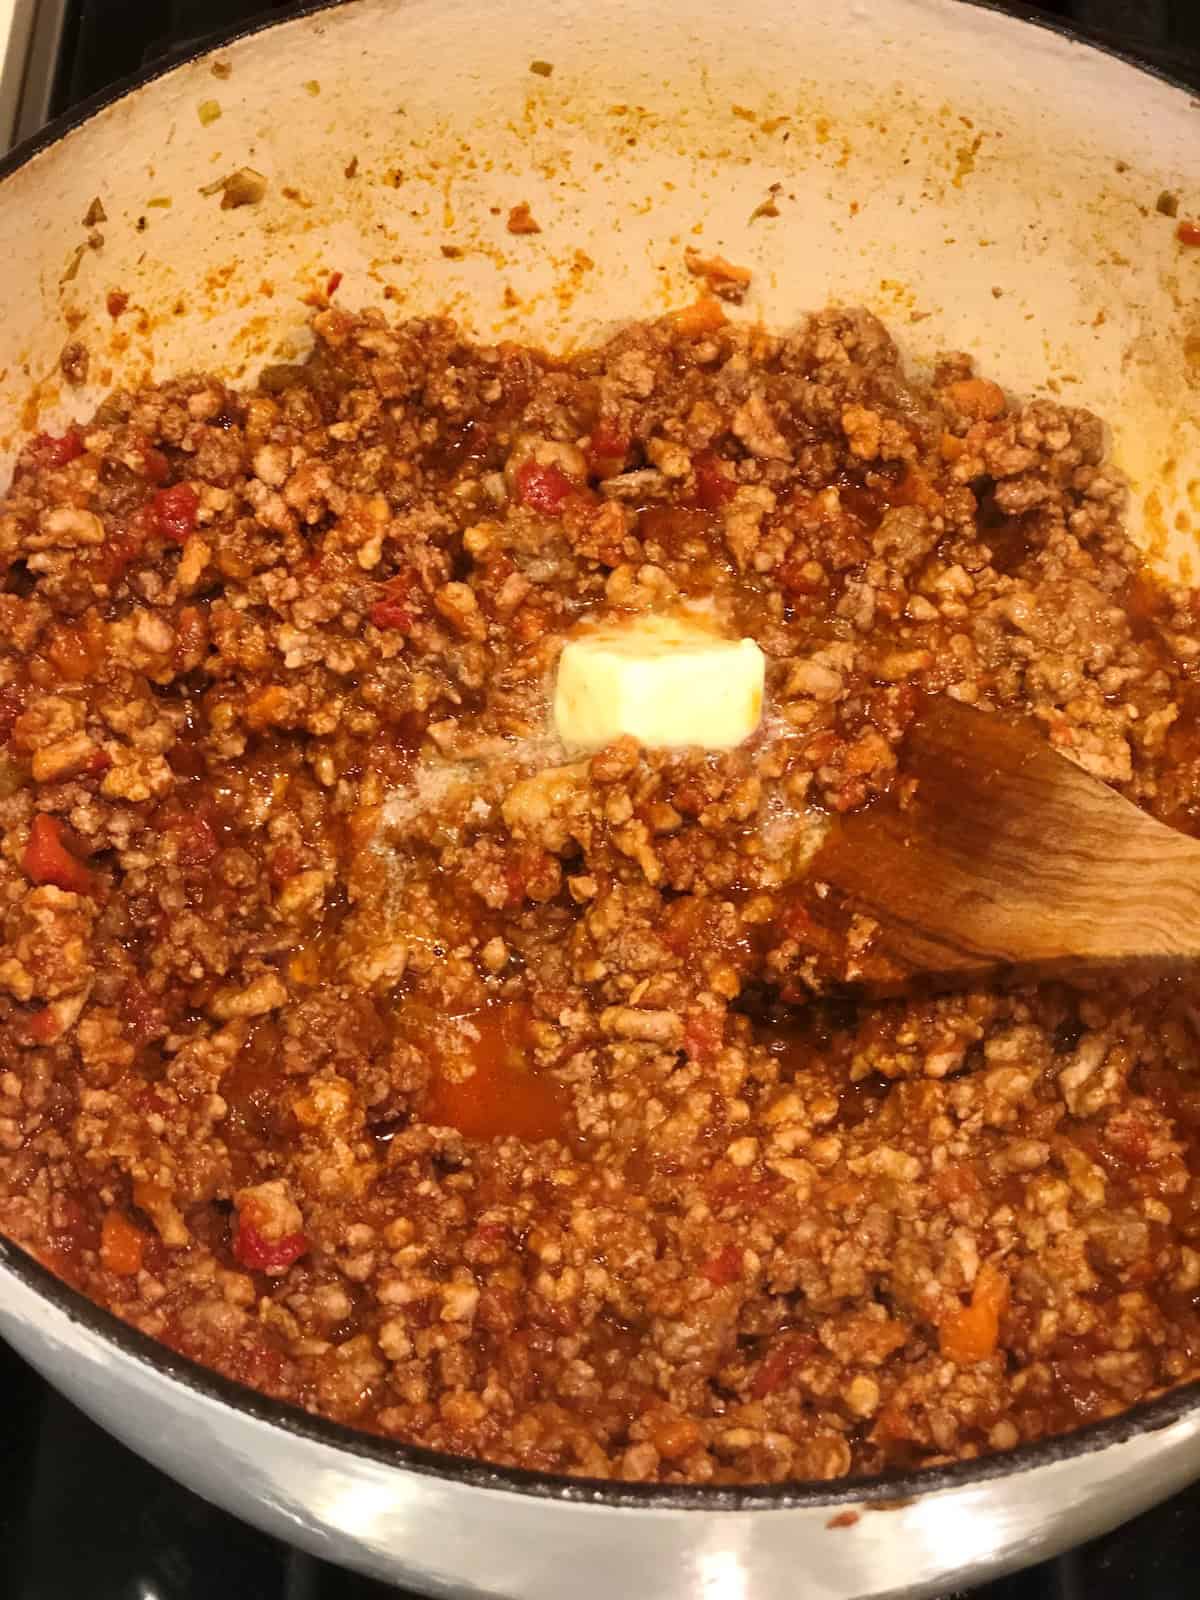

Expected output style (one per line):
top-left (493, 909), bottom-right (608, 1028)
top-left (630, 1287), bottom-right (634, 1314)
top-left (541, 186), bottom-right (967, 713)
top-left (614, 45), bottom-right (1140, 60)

top-left (587, 417), bottom-right (630, 470)
top-left (233, 1219), bottom-right (308, 1273)
top-left (515, 460), bottom-right (574, 515)
top-left (32, 430), bottom-right (84, 468)
top-left (693, 449), bottom-right (736, 509)
top-left (0, 685), bottom-right (27, 742)
top-left (152, 483), bottom-right (200, 542)
top-left (752, 1333), bottom-right (819, 1398)
top-left (268, 844), bottom-right (302, 885)
top-left (683, 1007), bottom-right (725, 1065)
top-left (139, 445), bottom-right (171, 484)
top-left (164, 807), bottom-right (218, 867)
top-left (1177, 220), bottom-right (1200, 248)
top-left (22, 815), bottom-right (94, 895)
top-left (370, 598), bottom-right (415, 631)
top-left (24, 1006), bottom-right (60, 1044)
top-left (369, 570), bottom-right (419, 632)
top-left (700, 1243), bottom-right (743, 1286)
top-left (124, 979), bottom-right (169, 1044)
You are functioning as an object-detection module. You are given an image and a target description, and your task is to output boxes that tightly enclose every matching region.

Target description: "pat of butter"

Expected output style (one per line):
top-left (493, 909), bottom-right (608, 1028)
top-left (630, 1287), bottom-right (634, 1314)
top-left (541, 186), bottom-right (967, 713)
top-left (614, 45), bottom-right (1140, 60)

top-left (553, 614), bottom-right (766, 751)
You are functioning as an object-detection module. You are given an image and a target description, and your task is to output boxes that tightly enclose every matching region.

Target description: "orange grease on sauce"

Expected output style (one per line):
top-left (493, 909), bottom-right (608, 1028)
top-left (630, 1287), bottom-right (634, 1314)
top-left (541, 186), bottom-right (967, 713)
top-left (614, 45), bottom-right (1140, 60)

top-left (423, 1003), bottom-right (568, 1142)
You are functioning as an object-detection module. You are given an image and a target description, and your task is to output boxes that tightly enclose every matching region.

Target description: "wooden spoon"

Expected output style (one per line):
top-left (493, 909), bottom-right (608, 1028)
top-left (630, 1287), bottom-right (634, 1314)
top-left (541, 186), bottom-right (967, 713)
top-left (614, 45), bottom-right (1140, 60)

top-left (809, 696), bottom-right (1200, 985)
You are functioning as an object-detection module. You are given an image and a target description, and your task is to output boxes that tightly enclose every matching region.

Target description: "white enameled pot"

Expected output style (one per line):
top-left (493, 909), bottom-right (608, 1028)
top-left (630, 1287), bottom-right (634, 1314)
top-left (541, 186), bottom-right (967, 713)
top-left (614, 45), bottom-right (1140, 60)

top-left (1, 2), bottom-right (1199, 1594)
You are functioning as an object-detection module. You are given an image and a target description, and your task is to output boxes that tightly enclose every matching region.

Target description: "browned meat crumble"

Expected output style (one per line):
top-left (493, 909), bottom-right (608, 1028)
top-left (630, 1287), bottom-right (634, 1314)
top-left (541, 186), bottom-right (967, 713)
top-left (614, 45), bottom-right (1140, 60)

top-left (2, 300), bottom-right (1199, 1485)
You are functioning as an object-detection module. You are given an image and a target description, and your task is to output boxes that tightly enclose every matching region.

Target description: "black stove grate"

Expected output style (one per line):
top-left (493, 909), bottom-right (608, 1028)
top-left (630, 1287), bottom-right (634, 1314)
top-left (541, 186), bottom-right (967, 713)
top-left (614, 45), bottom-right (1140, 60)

top-left (5, 2), bottom-right (1200, 1596)
top-left (42, 0), bottom-right (1200, 112)
top-left (2, 1332), bottom-right (1199, 1600)
top-left (49, 1), bottom-right (299, 118)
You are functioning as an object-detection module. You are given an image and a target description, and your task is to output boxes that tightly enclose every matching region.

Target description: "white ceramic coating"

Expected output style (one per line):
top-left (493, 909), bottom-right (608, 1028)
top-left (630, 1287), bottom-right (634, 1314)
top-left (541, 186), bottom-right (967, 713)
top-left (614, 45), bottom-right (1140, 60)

top-left (1, 2), bottom-right (1200, 1594)
top-left (3, 1264), bottom-right (1200, 1600)
top-left (0, 0), bottom-right (1197, 562)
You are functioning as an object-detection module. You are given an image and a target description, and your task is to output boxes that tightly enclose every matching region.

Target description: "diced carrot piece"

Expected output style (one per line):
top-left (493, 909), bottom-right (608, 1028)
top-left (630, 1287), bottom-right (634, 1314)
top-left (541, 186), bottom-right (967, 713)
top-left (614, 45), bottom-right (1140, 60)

top-left (889, 464), bottom-right (942, 511)
top-left (245, 685), bottom-right (292, 729)
top-left (47, 619), bottom-right (107, 682)
top-left (939, 1260), bottom-right (1009, 1364)
top-left (100, 1210), bottom-right (146, 1276)
top-left (672, 296), bottom-right (727, 336)
top-left (288, 945), bottom-right (321, 986)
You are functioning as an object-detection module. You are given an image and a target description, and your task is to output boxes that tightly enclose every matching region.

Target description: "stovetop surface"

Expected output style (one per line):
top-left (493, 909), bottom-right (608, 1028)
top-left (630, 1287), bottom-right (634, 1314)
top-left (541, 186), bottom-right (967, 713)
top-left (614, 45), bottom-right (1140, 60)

top-left (4, 2), bottom-right (1200, 1596)
top-left (3, 1332), bottom-right (1199, 1600)
top-left (41, 0), bottom-right (1200, 116)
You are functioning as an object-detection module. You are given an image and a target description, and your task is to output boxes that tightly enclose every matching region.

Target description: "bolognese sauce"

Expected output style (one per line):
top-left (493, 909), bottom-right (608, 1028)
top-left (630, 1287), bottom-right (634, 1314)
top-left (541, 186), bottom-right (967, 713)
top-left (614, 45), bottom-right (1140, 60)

top-left (1, 301), bottom-right (1198, 1483)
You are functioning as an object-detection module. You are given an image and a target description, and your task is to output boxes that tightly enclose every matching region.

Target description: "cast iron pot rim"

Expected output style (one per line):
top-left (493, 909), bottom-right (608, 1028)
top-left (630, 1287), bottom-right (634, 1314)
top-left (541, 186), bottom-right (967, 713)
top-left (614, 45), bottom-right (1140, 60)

top-left (1, 0), bottom-right (1197, 1514)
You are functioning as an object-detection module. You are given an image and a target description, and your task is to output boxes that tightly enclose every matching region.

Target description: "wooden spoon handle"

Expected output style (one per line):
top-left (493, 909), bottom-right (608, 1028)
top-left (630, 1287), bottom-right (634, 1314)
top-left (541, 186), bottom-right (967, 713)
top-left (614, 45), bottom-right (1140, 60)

top-left (812, 699), bottom-right (1200, 982)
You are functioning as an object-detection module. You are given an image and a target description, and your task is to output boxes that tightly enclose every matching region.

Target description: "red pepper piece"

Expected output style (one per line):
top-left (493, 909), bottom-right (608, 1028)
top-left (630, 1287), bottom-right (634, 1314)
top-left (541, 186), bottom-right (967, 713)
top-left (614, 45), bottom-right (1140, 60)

top-left (233, 1219), bottom-right (308, 1273)
top-left (369, 598), bottom-right (415, 630)
top-left (32, 430), bottom-right (85, 468)
top-left (515, 460), bottom-right (574, 514)
top-left (22, 815), bottom-right (94, 896)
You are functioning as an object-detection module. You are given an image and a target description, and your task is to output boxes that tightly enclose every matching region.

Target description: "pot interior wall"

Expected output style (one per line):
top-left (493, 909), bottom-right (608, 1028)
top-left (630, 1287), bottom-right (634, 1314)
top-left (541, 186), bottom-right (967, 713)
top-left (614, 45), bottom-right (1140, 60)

top-left (0, 0), bottom-right (1196, 570)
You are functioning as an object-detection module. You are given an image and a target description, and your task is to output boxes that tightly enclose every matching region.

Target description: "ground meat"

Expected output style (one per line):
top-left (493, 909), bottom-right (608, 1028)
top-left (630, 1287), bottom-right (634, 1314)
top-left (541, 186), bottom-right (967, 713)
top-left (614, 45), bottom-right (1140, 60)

top-left (2, 300), bottom-right (1200, 1486)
